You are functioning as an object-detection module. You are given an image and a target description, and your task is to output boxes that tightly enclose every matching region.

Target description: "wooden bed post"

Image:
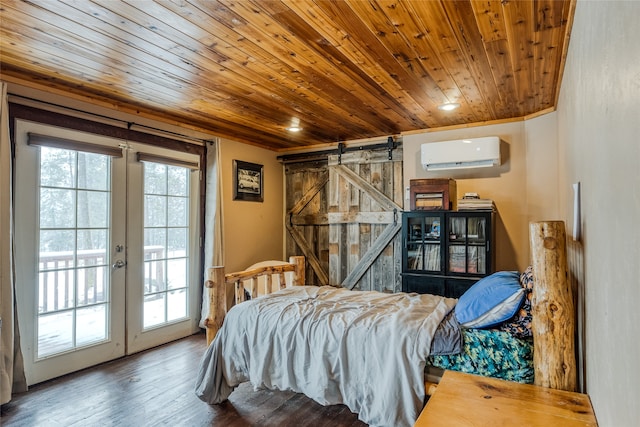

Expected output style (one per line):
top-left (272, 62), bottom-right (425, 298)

top-left (529, 221), bottom-right (577, 391)
top-left (205, 266), bottom-right (226, 346)
top-left (290, 256), bottom-right (306, 286)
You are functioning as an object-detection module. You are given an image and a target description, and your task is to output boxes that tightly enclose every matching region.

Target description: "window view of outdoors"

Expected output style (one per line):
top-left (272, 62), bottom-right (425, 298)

top-left (38, 147), bottom-right (110, 358)
top-left (143, 162), bottom-right (190, 329)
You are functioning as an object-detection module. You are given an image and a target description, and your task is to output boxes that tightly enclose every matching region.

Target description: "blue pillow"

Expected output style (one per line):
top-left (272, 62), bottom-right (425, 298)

top-left (455, 271), bottom-right (525, 329)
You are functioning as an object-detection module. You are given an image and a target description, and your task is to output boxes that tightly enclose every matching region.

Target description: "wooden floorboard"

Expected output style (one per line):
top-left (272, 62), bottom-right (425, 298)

top-left (0, 332), bottom-right (367, 426)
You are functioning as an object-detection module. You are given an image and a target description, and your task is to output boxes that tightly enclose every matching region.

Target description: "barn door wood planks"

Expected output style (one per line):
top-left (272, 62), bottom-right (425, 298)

top-left (284, 145), bottom-right (403, 291)
top-left (328, 147), bottom-right (403, 292)
top-left (285, 160), bottom-right (331, 286)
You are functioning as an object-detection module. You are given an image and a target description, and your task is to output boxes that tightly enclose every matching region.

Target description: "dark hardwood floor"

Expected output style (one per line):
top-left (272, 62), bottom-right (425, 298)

top-left (1, 332), bottom-right (367, 426)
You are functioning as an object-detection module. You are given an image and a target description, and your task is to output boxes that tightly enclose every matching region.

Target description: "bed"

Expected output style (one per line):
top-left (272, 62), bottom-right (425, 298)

top-left (195, 221), bottom-right (576, 426)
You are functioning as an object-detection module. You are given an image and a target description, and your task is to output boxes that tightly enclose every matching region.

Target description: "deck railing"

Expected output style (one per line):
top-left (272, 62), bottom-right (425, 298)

top-left (38, 246), bottom-right (164, 313)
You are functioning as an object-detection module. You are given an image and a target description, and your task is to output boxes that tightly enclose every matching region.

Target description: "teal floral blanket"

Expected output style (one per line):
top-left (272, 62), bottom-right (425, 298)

top-left (429, 328), bottom-right (534, 383)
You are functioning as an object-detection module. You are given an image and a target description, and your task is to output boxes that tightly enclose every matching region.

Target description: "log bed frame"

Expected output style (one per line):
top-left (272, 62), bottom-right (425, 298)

top-left (203, 255), bottom-right (306, 346)
top-left (203, 221), bottom-right (577, 394)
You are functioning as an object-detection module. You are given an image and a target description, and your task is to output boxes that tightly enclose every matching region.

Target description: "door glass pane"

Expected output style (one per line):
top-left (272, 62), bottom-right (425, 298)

top-left (145, 195), bottom-right (167, 227)
top-left (77, 190), bottom-right (108, 228)
top-left (144, 162), bottom-right (167, 194)
top-left (40, 147), bottom-right (75, 188)
top-left (77, 266), bottom-right (107, 307)
top-left (144, 293), bottom-right (166, 328)
top-left (76, 305), bottom-right (107, 346)
top-left (167, 196), bottom-right (187, 226)
top-left (77, 229), bottom-right (107, 266)
top-left (38, 312), bottom-right (73, 357)
top-left (167, 289), bottom-right (187, 321)
top-left (40, 188), bottom-right (76, 228)
top-left (145, 228), bottom-right (166, 249)
top-left (167, 258), bottom-right (186, 290)
top-left (40, 230), bottom-right (75, 270)
top-left (78, 152), bottom-right (109, 191)
top-left (168, 228), bottom-right (187, 254)
top-left (145, 260), bottom-right (165, 293)
top-left (143, 162), bottom-right (190, 329)
top-left (168, 166), bottom-right (188, 196)
top-left (39, 270), bottom-right (74, 312)
top-left (37, 146), bottom-right (111, 359)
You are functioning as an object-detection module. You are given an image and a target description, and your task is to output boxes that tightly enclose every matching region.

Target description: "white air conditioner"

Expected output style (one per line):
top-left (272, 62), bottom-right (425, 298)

top-left (421, 136), bottom-right (501, 171)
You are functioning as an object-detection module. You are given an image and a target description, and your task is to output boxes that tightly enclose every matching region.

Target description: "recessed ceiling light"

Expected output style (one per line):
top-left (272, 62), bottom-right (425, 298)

top-left (286, 118), bottom-right (302, 132)
top-left (437, 103), bottom-right (460, 111)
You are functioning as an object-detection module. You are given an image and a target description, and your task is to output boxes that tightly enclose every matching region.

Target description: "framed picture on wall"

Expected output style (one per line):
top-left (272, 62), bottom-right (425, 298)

top-left (233, 160), bottom-right (263, 202)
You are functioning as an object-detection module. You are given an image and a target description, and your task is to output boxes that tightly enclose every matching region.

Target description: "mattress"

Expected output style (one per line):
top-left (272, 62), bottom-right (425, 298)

top-left (428, 328), bottom-right (534, 384)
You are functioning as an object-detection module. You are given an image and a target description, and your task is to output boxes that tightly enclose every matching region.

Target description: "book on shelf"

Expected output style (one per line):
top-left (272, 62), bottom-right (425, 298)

top-left (448, 246), bottom-right (466, 273)
top-left (457, 194), bottom-right (495, 211)
top-left (425, 245), bottom-right (440, 270)
top-left (467, 246), bottom-right (478, 273)
top-left (448, 246), bottom-right (487, 274)
top-left (467, 218), bottom-right (486, 241)
top-left (411, 245), bottom-right (423, 269)
top-left (411, 244), bottom-right (440, 270)
top-left (414, 192), bottom-right (444, 210)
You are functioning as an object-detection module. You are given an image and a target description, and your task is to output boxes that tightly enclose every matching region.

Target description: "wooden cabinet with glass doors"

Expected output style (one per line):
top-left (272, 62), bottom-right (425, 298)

top-left (401, 211), bottom-right (494, 298)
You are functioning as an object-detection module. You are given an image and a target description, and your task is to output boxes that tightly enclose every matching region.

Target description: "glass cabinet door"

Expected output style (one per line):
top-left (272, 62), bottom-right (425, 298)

top-left (447, 215), bottom-right (487, 275)
top-left (406, 214), bottom-right (442, 272)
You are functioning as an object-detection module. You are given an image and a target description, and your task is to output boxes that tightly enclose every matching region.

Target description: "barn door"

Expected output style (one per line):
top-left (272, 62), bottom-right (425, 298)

top-left (328, 147), bottom-right (403, 291)
top-left (284, 160), bottom-right (330, 286)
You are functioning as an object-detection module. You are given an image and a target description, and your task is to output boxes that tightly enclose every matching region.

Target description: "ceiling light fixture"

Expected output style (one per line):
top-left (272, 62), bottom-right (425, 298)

top-left (437, 103), bottom-right (460, 111)
top-left (286, 118), bottom-right (302, 132)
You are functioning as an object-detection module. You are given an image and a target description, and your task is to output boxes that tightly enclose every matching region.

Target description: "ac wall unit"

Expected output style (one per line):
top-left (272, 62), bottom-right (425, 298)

top-left (421, 136), bottom-right (501, 171)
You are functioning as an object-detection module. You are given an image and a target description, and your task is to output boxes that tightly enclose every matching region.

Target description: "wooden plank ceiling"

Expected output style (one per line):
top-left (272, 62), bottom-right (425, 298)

top-left (0, 0), bottom-right (574, 151)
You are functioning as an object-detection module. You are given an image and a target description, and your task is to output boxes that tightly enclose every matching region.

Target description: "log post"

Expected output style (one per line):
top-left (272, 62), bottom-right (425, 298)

top-left (205, 266), bottom-right (226, 346)
top-left (290, 255), bottom-right (306, 286)
top-left (250, 277), bottom-right (258, 299)
top-left (266, 274), bottom-right (273, 294)
top-left (530, 221), bottom-right (577, 391)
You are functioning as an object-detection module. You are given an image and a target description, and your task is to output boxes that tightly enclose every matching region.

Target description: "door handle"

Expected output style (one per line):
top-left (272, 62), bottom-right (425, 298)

top-left (112, 259), bottom-right (126, 269)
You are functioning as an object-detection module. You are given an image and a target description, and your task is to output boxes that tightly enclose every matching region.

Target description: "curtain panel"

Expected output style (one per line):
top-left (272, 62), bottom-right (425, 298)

top-left (0, 81), bottom-right (27, 405)
top-left (199, 141), bottom-right (225, 328)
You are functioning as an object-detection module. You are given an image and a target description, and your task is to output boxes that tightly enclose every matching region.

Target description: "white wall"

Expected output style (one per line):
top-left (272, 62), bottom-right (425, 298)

top-left (556, 1), bottom-right (640, 425)
top-left (523, 112), bottom-right (560, 224)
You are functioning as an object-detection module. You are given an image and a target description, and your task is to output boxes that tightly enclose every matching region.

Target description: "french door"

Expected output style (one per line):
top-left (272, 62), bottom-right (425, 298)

top-left (14, 120), bottom-right (201, 385)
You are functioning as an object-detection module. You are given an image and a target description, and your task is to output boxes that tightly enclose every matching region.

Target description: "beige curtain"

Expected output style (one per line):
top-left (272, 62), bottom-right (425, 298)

top-left (199, 140), bottom-right (225, 327)
top-left (0, 82), bottom-right (27, 404)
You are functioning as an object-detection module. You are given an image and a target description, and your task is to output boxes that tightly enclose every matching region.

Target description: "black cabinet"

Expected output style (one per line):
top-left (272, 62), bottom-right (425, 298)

top-left (401, 211), bottom-right (495, 298)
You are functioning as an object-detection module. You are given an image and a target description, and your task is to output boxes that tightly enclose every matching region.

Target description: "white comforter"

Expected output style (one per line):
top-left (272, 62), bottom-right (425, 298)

top-left (195, 286), bottom-right (456, 427)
